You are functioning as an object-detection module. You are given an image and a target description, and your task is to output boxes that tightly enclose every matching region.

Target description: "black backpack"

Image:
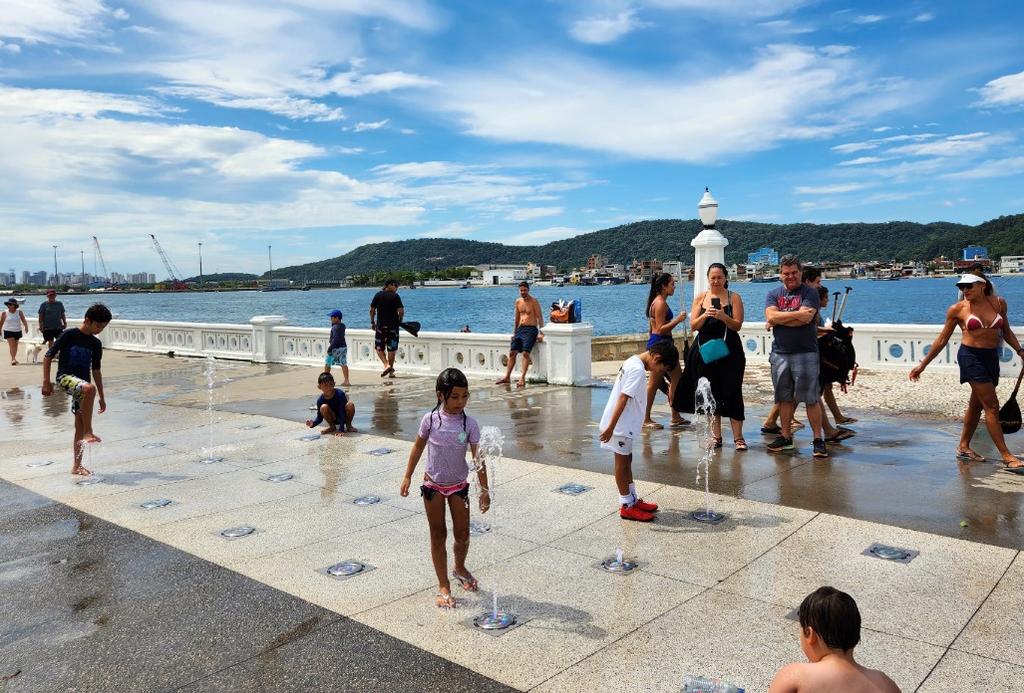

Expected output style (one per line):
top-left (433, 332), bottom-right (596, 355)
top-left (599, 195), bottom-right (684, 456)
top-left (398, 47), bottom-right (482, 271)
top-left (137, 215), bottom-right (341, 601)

top-left (819, 321), bottom-right (856, 387)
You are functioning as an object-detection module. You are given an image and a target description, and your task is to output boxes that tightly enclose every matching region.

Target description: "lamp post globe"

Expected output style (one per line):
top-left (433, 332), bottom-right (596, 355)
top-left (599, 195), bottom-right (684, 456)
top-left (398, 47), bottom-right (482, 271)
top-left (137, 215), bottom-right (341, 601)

top-left (690, 187), bottom-right (729, 298)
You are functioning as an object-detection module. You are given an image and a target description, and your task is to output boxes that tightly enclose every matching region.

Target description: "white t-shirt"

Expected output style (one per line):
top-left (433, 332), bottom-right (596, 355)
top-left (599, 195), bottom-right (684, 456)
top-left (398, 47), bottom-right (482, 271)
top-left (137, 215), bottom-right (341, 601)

top-left (598, 355), bottom-right (647, 439)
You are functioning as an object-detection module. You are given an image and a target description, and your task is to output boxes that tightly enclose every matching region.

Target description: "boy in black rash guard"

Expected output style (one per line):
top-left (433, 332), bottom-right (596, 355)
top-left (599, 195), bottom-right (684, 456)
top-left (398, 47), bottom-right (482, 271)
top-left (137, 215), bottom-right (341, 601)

top-left (305, 372), bottom-right (357, 436)
top-left (41, 303), bottom-right (112, 476)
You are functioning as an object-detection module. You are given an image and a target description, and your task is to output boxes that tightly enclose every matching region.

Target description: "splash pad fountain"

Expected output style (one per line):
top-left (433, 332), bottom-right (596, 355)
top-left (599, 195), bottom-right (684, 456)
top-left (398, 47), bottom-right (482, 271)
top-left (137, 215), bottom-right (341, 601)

top-left (199, 356), bottom-right (223, 464)
top-left (467, 426), bottom-right (521, 633)
top-left (690, 377), bottom-right (726, 524)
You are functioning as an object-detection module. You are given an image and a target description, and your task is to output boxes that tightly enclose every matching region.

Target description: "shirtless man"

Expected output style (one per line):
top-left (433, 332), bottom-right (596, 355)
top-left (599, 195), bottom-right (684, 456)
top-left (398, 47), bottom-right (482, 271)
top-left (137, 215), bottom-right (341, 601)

top-left (496, 281), bottom-right (544, 388)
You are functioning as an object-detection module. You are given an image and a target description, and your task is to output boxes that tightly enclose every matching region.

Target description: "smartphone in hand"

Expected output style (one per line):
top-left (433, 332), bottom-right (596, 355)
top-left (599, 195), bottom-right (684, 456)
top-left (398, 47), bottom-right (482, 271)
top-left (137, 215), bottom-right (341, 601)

top-left (710, 297), bottom-right (721, 309)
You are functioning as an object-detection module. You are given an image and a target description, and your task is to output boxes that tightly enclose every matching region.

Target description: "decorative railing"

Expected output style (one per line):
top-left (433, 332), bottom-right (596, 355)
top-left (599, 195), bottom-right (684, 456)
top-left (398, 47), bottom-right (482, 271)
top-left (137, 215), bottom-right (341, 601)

top-left (736, 322), bottom-right (1022, 375)
top-left (94, 316), bottom-right (1022, 383)
top-left (99, 317), bottom-right (595, 386)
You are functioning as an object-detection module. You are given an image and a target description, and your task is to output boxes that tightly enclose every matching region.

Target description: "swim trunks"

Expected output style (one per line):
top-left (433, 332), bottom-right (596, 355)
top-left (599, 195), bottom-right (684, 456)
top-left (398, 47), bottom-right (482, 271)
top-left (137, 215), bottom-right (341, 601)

top-left (374, 326), bottom-right (400, 353)
top-left (510, 326), bottom-right (539, 354)
top-left (326, 346), bottom-right (348, 367)
top-left (57, 373), bottom-right (88, 414)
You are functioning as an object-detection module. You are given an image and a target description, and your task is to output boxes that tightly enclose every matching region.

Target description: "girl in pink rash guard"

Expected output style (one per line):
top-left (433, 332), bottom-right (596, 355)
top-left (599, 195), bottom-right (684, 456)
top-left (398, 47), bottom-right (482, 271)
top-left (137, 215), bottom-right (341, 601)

top-left (400, 368), bottom-right (490, 609)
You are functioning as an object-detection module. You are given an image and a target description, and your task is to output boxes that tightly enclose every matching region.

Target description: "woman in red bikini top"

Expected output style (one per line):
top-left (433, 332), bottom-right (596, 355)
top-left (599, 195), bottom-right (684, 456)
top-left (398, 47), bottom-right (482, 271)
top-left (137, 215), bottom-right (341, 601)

top-left (909, 273), bottom-right (1024, 468)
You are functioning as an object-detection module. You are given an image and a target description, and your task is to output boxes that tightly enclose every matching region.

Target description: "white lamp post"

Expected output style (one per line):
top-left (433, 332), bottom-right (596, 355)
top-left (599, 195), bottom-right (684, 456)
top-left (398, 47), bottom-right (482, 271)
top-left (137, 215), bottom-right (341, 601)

top-left (690, 187), bottom-right (729, 298)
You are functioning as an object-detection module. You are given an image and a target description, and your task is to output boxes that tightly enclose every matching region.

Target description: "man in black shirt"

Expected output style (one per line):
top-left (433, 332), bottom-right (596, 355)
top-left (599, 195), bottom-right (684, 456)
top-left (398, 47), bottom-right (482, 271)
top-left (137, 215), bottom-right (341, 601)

top-left (369, 278), bottom-right (404, 377)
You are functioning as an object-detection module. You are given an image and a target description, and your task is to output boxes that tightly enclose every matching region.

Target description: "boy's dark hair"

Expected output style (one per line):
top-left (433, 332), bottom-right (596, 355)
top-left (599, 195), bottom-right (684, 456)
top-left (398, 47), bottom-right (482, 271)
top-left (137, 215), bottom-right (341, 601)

top-left (817, 286), bottom-right (829, 300)
top-left (384, 277), bottom-right (399, 287)
top-left (647, 339), bottom-right (679, 372)
top-left (798, 586), bottom-right (861, 652)
top-left (85, 303), bottom-right (112, 324)
top-left (430, 367), bottom-right (468, 432)
top-left (802, 265), bottom-right (821, 283)
top-left (317, 372), bottom-right (335, 386)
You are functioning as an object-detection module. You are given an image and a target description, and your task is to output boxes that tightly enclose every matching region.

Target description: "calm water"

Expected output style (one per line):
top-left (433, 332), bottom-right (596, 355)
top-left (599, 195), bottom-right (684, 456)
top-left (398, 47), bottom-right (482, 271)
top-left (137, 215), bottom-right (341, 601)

top-left (24, 275), bottom-right (1024, 337)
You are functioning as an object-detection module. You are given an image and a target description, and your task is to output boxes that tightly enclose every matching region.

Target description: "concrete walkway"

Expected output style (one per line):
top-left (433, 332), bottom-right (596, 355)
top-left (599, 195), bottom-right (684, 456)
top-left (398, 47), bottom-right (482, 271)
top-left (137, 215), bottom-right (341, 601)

top-left (1, 354), bottom-right (1023, 692)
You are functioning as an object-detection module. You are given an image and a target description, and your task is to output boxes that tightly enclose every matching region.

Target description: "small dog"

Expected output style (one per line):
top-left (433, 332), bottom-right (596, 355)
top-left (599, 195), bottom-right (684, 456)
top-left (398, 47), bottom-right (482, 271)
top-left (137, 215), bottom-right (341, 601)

top-left (24, 342), bottom-right (43, 364)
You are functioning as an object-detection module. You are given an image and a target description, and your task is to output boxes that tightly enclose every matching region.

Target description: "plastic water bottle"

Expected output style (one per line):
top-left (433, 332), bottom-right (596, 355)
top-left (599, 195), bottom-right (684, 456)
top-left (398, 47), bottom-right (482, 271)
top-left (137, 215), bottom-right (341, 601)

top-left (682, 674), bottom-right (744, 693)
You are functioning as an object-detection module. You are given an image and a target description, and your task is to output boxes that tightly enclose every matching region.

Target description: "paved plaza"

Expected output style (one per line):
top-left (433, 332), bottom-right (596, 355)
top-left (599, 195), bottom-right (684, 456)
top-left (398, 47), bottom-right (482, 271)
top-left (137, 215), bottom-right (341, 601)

top-left (2, 353), bottom-right (1023, 692)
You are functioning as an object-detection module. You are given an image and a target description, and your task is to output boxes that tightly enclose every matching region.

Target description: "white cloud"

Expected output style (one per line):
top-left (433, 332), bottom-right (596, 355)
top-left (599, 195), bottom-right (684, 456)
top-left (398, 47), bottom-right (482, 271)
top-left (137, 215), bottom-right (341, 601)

top-left (506, 226), bottom-right (583, 245)
top-left (975, 70), bottom-right (1024, 108)
top-left (853, 15), bottom-right (884, 24)
top-left (912, 13), bottom-right (935, 23)
top-left (940, 156), bottom-right (1024, 180)
top-left (421, 222), bottom-right (477, 238)
top-left (351, 119), bottom-right (389, 132)
top-left (505, 207), bottom-right (564, 221)
top-left (637, 0), bottom-right (815, 18)
top-left (839, 156), bottom-right (886, 166)
top-left (886, 132), bottom-right (1000, 158)
top-left (793, 183), bottom-right (873, 195)
top-left (431, 43), bottom-right (900, 162)
top-left (0, 0), bottom-right (112, 43)
top-left (569, 10), bottom-right (646, 44)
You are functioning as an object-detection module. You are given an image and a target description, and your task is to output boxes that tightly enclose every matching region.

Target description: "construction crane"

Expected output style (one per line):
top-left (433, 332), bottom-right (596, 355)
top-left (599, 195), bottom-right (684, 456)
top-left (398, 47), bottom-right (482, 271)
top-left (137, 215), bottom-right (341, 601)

top-left (91, 237), bottom-right (113, 287)
top-left (149, 234), bottom-right (188, 290)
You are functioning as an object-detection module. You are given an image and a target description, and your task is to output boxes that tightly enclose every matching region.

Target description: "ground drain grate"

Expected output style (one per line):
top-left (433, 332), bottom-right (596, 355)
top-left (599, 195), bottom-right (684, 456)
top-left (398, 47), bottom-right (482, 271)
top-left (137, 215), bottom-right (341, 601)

top-left (554, 483), bottom-right (592, 495)
top-left (863, 543), bottom-right (918, 564)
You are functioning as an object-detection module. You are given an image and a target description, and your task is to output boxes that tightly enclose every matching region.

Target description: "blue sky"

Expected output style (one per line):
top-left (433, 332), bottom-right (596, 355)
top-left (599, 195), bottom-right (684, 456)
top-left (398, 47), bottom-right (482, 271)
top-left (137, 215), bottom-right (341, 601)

top-left (2, 0), bottom-right (1023, 279)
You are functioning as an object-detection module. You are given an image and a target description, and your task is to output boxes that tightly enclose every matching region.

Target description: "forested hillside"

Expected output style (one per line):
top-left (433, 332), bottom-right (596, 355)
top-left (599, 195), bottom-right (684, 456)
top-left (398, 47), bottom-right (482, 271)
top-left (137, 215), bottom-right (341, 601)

top-left (270, 214), bottom-right (1024, 280)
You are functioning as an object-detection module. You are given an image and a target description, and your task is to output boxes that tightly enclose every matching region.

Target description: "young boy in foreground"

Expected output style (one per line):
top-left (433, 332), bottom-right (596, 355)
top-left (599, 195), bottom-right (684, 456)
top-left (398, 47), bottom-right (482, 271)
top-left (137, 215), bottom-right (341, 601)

top-left (305, 372), bottom-right (357, 436)
top-left (769, 586), bottom-right (901, 693)
top-left (598, 340), bottom-right (679, 522)
top-left (41, 303), bottom-right (112, 476)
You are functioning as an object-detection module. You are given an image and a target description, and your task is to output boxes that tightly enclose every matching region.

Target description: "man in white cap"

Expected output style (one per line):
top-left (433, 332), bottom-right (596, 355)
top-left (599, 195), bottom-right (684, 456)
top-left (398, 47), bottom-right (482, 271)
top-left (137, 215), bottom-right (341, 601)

top-left (38, 289), bottom-right (67, 348)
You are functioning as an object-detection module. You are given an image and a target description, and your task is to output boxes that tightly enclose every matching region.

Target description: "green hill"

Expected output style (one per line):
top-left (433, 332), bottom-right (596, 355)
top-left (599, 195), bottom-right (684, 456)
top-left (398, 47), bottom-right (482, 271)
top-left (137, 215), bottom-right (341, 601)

top-left (268, 214), bottom-right (1024, 281)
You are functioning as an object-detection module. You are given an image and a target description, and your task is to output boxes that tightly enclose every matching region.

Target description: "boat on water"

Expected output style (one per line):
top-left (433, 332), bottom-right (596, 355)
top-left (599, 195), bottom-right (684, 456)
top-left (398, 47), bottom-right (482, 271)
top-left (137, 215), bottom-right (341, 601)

top-left (750, 276), bottom-right (778, 283)
top-left (871, 273), bottom-right (902, 281)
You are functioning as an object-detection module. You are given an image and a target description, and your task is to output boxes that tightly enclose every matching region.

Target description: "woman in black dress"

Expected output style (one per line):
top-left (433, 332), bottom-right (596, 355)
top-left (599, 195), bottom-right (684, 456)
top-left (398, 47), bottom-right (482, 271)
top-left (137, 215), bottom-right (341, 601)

top-left (675, 263), bottom-right (747, 450)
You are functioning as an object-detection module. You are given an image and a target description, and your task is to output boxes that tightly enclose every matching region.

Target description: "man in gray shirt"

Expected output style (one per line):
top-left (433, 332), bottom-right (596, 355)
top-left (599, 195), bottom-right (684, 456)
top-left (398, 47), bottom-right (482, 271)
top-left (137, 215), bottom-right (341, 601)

top-left (38, 289), bottom-right (67, 347)
top-left (764, 255), bottom-right (826, 458)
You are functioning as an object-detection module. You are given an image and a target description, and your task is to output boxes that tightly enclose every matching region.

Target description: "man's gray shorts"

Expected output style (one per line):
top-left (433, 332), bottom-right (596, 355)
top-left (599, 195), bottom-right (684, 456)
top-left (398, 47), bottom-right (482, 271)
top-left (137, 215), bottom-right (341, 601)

top-left (770, 351), bottom-right (820, 405)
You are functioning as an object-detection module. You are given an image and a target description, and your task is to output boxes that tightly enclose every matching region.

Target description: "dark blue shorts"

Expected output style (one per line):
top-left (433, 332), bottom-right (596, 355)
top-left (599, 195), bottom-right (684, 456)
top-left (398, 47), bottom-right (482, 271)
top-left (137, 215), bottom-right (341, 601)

top-left (510, 326), bottom-right (539, 354)
top-left (958, 345), bottom-right (999, 386)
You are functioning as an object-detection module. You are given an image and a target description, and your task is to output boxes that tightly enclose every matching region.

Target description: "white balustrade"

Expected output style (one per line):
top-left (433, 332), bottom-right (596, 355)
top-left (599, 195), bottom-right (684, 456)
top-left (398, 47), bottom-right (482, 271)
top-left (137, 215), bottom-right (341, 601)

top-left (96, 317), bottom-right (594, 385)
top-left (93, 316), bottom-right (1022, 383)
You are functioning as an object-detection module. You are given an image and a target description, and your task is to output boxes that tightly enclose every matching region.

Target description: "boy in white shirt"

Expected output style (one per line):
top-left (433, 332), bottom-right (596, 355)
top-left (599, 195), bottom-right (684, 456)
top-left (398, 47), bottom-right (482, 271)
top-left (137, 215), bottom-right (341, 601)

top-left (598, 340), bottom-right (679, 521)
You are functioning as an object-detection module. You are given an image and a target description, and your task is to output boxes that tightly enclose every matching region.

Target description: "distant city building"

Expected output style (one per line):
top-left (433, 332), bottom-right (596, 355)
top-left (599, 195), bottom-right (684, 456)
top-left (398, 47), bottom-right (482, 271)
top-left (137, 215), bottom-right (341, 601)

top-left (478, 264), bottom-right (529, 286)
top-left (963, 245), bottom-right (988, 261)
top-left (629, 259), bottom-right (663, 283)
top-left (587, 254), bottom-right (606, 270)
top-left (747, 247), bottom-right (779, 265)
top-left (661, 260), bottom-right (684, 281)
top-left (1000, 256), bottom-right (1024, 273)
top-left (23, 271), bottom-right (48, 285)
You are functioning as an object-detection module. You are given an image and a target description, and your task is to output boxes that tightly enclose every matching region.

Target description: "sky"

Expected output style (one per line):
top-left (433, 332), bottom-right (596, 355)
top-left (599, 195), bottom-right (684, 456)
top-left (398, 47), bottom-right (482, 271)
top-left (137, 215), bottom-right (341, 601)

top-left (2, 1), bottom-right (1024, 280)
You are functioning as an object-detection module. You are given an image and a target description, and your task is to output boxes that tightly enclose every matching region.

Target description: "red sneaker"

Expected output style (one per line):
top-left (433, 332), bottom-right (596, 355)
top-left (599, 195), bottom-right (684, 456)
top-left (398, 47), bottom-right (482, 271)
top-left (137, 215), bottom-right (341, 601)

top-left (633, 498), bottom-right (658, 512)
top-left (620, 503), bottom-right (655, 522)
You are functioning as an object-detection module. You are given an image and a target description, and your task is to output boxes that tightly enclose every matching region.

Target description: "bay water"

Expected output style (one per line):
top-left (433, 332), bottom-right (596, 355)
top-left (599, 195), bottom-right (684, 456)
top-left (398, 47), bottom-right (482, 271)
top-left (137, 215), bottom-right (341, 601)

top-left (30, 275), bottom-right (1024, 337)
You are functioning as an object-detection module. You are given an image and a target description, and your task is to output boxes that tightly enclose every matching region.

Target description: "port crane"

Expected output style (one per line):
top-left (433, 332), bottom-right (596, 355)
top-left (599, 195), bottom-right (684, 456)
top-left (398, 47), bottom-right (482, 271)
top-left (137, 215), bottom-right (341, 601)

top-left (149, 234), bottom-right (189, 289)
top-left (91, 237), bottom-right (113, 287)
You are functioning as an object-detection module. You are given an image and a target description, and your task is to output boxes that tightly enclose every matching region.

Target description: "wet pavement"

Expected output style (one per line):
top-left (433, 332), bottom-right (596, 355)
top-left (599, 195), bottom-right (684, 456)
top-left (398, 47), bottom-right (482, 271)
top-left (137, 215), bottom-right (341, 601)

top-left (2, 353), bottom-right (1023, 691)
